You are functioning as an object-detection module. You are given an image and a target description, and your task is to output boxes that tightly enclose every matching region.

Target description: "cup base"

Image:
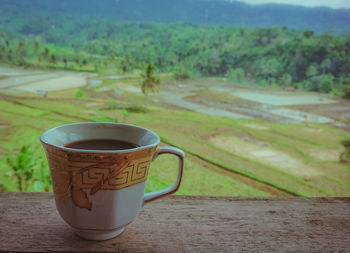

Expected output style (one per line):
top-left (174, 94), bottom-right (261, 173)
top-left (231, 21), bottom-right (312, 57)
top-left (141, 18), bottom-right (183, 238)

top-left (73, 227), bottom-right (125, 241)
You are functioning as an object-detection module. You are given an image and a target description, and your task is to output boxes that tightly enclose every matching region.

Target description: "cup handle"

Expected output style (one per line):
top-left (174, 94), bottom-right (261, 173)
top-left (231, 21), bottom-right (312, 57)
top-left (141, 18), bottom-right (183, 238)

top-left (143, 146), bottom-right (185, 203)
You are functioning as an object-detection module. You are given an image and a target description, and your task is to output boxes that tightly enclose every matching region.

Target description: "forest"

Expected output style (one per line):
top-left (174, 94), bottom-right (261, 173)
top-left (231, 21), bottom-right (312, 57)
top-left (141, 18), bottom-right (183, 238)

top-left (0, 0), bottom-right (350, 97)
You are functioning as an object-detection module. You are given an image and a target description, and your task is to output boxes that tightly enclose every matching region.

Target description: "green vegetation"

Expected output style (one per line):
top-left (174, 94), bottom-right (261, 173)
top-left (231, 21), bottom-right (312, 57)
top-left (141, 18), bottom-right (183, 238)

top-left (141, 63), bottom-right (160, 96)
top-left (0, 12), bottom-right (349, 97)
top-left (0, 1), bottom-right (349, 197)
top-left (75, 89), bottom-right (85, 99)
top-left (0, 90), bottom-right (269, 196)
top-left (0, 82), bottom-right (349, 196)
top-left (5, 144), bottom-right (51, 192)
top-left (6, 145), bottom-right (37, 192)
top-left (339, 139), bottom-right (350, 163)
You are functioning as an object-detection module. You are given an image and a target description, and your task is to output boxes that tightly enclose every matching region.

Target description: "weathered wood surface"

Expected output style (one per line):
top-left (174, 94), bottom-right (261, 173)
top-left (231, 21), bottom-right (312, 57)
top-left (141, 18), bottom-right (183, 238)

top-left (0, 193), bottom-right (349, 253)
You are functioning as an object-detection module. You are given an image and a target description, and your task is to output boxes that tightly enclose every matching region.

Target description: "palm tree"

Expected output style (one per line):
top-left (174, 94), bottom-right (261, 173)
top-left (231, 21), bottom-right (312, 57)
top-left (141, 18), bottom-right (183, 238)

top-left (16, 42), bottom-right (26, 65)
top-left (63, 58), bottom-right (68, 69)
top-left (0, 46), bottom-right (5, 60)
top-left (141, 63), bottom-right (160, 96)
top-left (7, 50), bottom-right (13, 61)
top-left (34, 41), bottom-right (40, 55)
top-left (43, 48), bottom-right (50, 61)
top-left (50, 54), bottom-right (57, 66)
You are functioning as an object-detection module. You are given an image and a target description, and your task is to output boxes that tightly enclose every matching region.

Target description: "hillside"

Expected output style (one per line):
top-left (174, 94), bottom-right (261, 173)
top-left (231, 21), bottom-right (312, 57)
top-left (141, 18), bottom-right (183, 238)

top-left (1, 20), bottom-right (349, 98)
top-left (1, 67), bottom-right (350, 196)
top-left (0, 0), bottom-right (349, 32)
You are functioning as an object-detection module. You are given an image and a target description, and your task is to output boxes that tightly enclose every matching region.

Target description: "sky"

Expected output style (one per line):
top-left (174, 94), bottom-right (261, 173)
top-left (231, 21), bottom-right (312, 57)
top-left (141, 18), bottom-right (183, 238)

top-left (229, 0), bottom-right (350, 9)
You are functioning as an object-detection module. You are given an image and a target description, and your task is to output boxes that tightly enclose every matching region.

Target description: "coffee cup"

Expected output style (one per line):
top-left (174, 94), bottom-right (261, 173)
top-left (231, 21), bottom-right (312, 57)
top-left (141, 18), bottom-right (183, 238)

top-left (40, 122), bottom-right (184, 240)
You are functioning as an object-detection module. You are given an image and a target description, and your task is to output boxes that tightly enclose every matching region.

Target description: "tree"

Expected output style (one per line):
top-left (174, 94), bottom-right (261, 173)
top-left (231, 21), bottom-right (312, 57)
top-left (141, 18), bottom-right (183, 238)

top-left (63, 57), bottom-right (68, 69)
top-left (306, 65), bottom-right (318, 78)
top-left (7, 50), bottom-right (12, 61)
top-left (226, 67), bottom-right (245, 82)
top-left (305, 74), bottom-right (334, 93)
top-left (342, 85), bottom-right (350, 99)
top-left (120, 56), bottom-right (132, 73)
top-left (50, 54), bottom-right (57, 65)
top-left (16, 42), bottom-right (26, 65)
top-left (43, 48), bottom-right (50, 61)
top-left (319, 74), bottom-right (334, 93)
top-left (120, 60), bottom-right (127, 73)
top-left (34, 41), bottom-right (40, 54)
top-left (16, 42), bottom-right (25, 54)
top-left (173, 65), bottom-right (191, 80)
top-left (260, 58), bottom-right (281, 80)
top-left (75, 57), bottom-right (80, 67)
top-left (37, 56), bottom-right (43, 67)
top-left (281, 73), bottom-right (292, 86)
top-left (320, 58), bottom-right (331, 74)
top-left (0, 46), bottom-right (5, 60)
top-left (141, 63), bottom-right (160, 96)
top-left (303, 30), bottom-right (314, 38)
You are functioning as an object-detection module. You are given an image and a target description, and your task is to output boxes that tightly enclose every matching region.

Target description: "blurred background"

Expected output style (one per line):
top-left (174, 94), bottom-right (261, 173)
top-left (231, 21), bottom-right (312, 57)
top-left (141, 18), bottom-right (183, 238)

top-left (0, 0), bottom-right (349, 197)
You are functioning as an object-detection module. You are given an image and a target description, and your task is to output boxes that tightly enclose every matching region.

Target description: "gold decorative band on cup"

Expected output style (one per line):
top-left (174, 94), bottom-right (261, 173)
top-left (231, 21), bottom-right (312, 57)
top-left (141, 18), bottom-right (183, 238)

top-left (44, 144), bottom-right (156, 210)
top-left (74, 157), bottom-right (152, 192)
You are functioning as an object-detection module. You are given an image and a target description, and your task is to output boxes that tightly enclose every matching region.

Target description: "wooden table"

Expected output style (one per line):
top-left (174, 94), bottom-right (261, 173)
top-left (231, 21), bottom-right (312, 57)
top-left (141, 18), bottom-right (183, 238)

top-left (0, 193), bottom-right (349, 252)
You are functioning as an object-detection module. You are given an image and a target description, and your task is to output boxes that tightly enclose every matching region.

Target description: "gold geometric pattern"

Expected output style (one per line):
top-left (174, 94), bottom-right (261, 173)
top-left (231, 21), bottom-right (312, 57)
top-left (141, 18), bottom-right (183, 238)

top-left (76, 158), bottom-right (151, 190)
top-left (43, 143), bottom-right (157, 210)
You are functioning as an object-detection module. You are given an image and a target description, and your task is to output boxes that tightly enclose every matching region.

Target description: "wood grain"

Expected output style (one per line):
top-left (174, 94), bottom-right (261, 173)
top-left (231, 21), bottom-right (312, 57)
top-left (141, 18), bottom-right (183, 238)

top-left (0, 193), bottom-right (349, 252)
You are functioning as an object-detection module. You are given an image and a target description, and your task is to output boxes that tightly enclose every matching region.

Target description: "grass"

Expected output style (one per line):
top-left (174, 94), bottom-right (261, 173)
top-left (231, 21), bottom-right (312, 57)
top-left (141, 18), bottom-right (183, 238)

top-left (0, 90), bottom-right (270, 196)
top-left (133, 106), bottom-right (349, 196)
top-left (147, 153), bottom-right (269, 196)
top-left (0, 74), bottom-right (349, 196)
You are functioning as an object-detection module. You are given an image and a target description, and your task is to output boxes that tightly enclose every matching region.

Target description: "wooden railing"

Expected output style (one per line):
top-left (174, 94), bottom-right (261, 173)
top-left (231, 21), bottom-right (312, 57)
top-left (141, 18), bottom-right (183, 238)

top-left (0, 193), bottom-right (349, 252)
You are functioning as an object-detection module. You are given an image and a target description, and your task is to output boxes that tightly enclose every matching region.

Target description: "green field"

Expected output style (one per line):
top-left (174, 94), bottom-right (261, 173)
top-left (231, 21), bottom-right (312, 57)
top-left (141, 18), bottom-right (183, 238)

top-left (1, 73), bottom-right (349, 197)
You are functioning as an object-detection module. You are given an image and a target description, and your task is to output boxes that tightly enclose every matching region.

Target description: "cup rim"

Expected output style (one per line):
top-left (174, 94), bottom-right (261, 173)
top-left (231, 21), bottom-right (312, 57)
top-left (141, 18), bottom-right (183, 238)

top-left (40, 122), bottom-right (160, 154)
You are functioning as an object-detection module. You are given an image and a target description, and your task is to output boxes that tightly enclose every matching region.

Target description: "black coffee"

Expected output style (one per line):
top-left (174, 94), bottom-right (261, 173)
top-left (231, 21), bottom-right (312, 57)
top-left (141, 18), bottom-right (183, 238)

top-left (65, 139), bottom-right (139, 150)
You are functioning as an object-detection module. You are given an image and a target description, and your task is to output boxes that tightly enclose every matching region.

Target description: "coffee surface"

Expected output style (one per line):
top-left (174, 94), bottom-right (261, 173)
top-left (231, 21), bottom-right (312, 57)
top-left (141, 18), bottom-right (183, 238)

top-left (65, 139), bottom-right (139, 150)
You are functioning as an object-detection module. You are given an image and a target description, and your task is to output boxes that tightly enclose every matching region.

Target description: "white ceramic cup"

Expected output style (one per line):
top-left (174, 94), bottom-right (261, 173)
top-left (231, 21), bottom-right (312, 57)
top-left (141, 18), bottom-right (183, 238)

top-left (40, 122), bottom-right (184, 240)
